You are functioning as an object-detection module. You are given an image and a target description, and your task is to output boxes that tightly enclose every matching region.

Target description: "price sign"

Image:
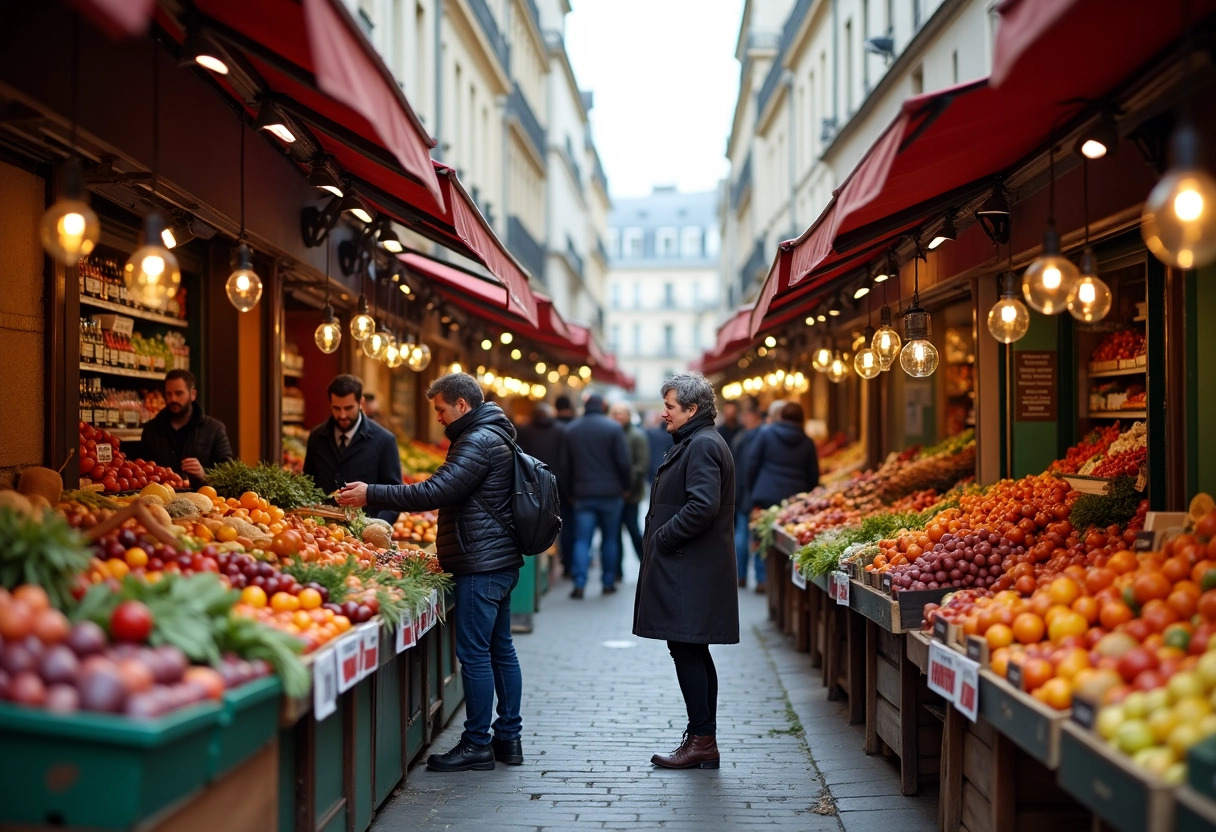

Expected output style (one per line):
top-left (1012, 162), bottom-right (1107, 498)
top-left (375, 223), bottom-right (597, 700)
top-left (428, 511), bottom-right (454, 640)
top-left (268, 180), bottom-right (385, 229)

top-left (1071, 695), bottom-right (1098, 729)
top-left (1006, 658), bottom-right (1025, 691)
top-left (312, 649), bottom-right (337, 722)
top-left (96, 443), bottom-right (113, 464)
top-left (417, 604), bottom-right (431, 636)
top-left (881, 573), bottom-right (893, 594)
top-left (791, 561), bottom-right (807, 590)
top-left (1133, 531), bottom-right (1156, 553)
top-left (965, 635), bottom-right (989, 666)
top-left (932, 615), bottom-right (951, 642)
top-left (955, 655), bottom-right (980, 722)
top-left (360, 624), bottom-right (380, 676)
top-left (395, 611), bottom-right (416, 654)
top-left (834, 571), bottom-right (850, 605)
top-left (927, 641), bottom-right (959, 702)
top-left (336, 634), bottom-right (362, 693)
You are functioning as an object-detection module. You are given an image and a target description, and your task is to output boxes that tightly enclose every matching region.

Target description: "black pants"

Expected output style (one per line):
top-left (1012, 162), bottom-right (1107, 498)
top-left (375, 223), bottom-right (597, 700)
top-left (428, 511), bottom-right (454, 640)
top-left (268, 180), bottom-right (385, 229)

top-left (616, 501), bottom-right (645, 579)
top-left (667, 641), bottom-right (718, 736)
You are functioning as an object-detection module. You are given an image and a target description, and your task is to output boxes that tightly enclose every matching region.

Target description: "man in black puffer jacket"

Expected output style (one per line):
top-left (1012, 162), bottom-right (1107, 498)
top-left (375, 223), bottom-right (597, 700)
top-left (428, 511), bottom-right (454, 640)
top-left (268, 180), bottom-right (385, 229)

top-left (336, 373), bottom-right (524, 774)
top-left (746, 401), bottom-right (820, 512)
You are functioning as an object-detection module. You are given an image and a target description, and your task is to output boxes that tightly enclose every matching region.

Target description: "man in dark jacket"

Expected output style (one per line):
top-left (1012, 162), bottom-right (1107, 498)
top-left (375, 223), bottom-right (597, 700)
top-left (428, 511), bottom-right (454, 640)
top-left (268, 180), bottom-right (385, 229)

top-left (644, 409), bottom-right (672, 484)
top-left (746, 401), bottom-right (820, 512)
top-left (560, 393), bottom-right (630, 598)
top-left (303, 375), bottom-right (403, 524)
top-left (139, 369), bottom-right (233, 487)
top-left (715, 400), bottom-right (741, 447)
top-left (730, 399), bottom-right (765, 591)
top-left (610, 401), bottom-right (649, 579)
top-left (336, 373), bottom-right (524, 774)
top-left (634, 371), bottom-right (738, 771)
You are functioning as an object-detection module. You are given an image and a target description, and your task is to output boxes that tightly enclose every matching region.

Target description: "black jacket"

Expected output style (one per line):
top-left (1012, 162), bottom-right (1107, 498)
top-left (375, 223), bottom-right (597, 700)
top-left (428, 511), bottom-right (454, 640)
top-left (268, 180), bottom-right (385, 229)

top-left (365, 403), bottom-right (523, 576)
top-left (633, 412), bottom-right (739, 644)
top-left (730, 427), bottom-right (759, 512)
top-left (139, 403), bottom-right (233, 487)
top-left (303, 413), bottom-right (403, 524)
top-left (645, 424), bottom-right (672, 483)
top-left (515, 410), bottom-right (567, 474)
top-left (560, 410), bottom-right (630, 500)
top-left (746, 420), bottom-right (820, 509)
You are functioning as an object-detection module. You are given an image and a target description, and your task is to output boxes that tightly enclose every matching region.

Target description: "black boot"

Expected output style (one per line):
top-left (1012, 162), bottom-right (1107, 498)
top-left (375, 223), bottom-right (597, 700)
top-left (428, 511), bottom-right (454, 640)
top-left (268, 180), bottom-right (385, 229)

top-left (492, 737), bottom-right (524, 765)
top-left (426, 739), bottom-right (495, 772)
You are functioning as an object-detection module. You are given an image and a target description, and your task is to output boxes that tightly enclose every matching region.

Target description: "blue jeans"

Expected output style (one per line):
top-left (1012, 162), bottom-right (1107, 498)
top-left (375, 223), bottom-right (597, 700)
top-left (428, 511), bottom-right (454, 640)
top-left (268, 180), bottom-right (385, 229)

top-left (572, 496), bottom-right (624, 589)
top-left (735, 508), bottom-right (766, 583)
top-left (453, 568), bottom-right (523, 747)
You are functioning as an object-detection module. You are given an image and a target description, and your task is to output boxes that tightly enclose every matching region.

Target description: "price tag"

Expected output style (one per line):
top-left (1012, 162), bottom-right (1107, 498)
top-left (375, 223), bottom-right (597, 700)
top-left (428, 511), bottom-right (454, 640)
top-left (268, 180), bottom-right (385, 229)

top-left (933, 615), bottom-right (951, 642)
top-left (396, 611), bottom-right (416, 654)
top-left (1133, 531), bottom-right (1156, 553)
top-left (881, 573), bottom-right (893, 594)
top-left (955, 655), bottom-right (980, 722)
top-left (965, 635), bottom-right (989, 666)
top-left (312, 649), bottom-right (337, 722)
top-left (927, 640), bottom-right (959, 702)
top-left (96, 443), bottom-right (113, 464)
top-left (430, 593), bottom-right (440, 628)
top-left (791, 561), bottom-right (807, 590)
top-left (122, 410), bottom-right (139, 427)
top-left (417, 604), bottom-right (431, 636)
top-left (107, 408), bottom-right (120, 425)
top-left (1071, 695), bottom-right (1098, 730)
top-left (1006, 658), bottom-right (1025, 691)
top-left (336, 634), bottom-right (362, 692)
top-left (834, 571), bottom-right (850, 605)
top-left (1135, 461), bottom-right (1148, 492)
top-left (360, 624), bottom-right (380, 676)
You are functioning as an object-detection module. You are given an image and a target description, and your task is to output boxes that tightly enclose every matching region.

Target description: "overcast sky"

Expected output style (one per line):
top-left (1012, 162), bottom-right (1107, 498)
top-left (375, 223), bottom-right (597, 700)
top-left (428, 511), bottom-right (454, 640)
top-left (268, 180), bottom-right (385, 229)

top-left (565, 1), bottom-right (746, 200)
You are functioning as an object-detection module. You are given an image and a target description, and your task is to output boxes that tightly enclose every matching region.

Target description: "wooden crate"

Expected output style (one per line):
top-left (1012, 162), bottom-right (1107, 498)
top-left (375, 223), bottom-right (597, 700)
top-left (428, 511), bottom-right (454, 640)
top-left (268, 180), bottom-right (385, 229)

top-left (1175, 785), bottom-right (1216, 832)
top-left (787, 579), bottom-right (811, 651)
top-left (1058, 721), bottom-right (1175, 832)
top-left (978, 670), bottom-right (1070, 768)
top-left (806, 578), bottom-right (825, 669)
top-left (865, 622), bottom-right (940, 795)
top-left (767, 547), bottom-right (787, 625)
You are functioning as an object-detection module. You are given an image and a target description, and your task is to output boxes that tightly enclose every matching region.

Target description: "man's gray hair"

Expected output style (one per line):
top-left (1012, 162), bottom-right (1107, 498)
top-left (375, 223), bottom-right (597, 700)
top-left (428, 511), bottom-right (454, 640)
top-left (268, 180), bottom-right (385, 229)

top-left (766, 399), bottom-right (788, 421)
top-left (426, 373), bottom-right (484, 408)
top-left (660, 372), bottom-right (717, 420)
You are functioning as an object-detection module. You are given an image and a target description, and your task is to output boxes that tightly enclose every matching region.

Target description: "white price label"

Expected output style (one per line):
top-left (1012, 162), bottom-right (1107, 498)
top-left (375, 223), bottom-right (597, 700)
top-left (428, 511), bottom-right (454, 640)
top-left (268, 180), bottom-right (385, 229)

top-left (955, 655), bottom-right (980, 722)
top-left (791, 561), bottom-right (807, 589)
top-left (360, 624), bottom-right (380, 676)
top-left (312, 649), bottom-right (337, 721)
top-left (396, 611), bottom-right (416, 654)
top-left (927, 641), bottom-right (960, 702)
top-left (96, 443), bottom-right (113, 464)
top-left (336, 634), bottom-right (362, 693)
top-left (834, 571), bottom-right (850, 605)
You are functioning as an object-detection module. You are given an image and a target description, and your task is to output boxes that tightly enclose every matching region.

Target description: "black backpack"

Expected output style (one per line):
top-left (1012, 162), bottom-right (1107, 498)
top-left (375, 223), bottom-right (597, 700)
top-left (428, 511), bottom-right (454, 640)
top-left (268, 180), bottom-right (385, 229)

top-left (471, 426), bottom-right (562, 556)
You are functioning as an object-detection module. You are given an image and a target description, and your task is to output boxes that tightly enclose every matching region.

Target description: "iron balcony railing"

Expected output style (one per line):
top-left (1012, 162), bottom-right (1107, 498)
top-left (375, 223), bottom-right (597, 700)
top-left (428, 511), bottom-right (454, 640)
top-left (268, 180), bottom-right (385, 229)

top-left (730, 153), bottom-right (752, 211)
top-left (508, 83), bottom-right (545, 160)
top-left (741, 238), bottom-right (768, 295)
top-left (507, 215), bottom-right (546, 284)
top-left (565, 235), bottom-right (584, 278)
top-left (468, 0), bottom-right (510, 73)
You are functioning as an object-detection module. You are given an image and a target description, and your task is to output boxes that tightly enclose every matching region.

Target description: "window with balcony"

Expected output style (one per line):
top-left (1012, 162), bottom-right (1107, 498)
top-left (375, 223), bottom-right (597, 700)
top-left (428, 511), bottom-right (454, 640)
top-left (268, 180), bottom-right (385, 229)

top-left (663, 283), bottom-right (675, 309)
top-left (611, 283), bottom-right (622, 309)
top-left (632, 323), bottom-right (642, 355)
top-left (706, 228), bottom-right (721, 258)
top-left (663, 324), bottom-right (675, 355)
top-left (610, 324), bottom-right (620, 351)
top-left (606, 227), bottom-right (620, 258)
top-left (656, 227), bottom-right (678, 258)
top-left (632, 282), bottom-right (641, 309)
top-left (623, 228), bottom-right (644, 259)
top-left (681, 227), bottom-right (702, 258)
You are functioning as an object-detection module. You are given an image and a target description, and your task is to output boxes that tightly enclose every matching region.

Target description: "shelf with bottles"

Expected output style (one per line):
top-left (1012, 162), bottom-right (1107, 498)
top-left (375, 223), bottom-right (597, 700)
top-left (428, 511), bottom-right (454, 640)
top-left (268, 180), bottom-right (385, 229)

top-left (77, 377), bottom-right (165, 433)
top-left (78, 316), bottom-right (190, 378)
top-left (282, 385), bottom-right (306, 424)
top-left (281, 343), bottom-right (305, 377)
top-left (1076, 255), bottom-right (1148, 431)
top-left (77, 252), bottom-right (189, 324)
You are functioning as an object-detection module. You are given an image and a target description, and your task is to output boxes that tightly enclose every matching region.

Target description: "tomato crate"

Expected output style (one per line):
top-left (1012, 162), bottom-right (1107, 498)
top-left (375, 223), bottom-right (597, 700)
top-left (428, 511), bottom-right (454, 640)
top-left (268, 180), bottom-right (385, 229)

top-left (0, 700), bottom-right (221, 830)
top-left (1058, 721), bottom-right (1175, 832)
top-left (977, 669), bottom-right (1069, 768)
top-left (212, 675), bottom-right (283, 778)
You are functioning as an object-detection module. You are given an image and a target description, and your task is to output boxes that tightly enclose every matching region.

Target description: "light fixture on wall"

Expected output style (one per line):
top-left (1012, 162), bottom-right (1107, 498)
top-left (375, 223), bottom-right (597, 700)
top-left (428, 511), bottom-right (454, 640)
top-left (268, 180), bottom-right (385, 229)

top-left (226, 115), bottom-right (263, 312)
top-left (871, 275), bottom-right (901, 370)
top-left (899, 253), bottom-right (939, 377)
top-left (873, 251), bottom-right (897, 283)
top-left (1068, 160), bottom-right (1112, 322)
top-left (314, 237), bottom-right (343, 353)
top-left (308, 156), bottom-right (344, 197)
top-left (1023, 129), bottom-right (1079, 314)
top-left (377, 218), bottom-right (403, 253)
top-left (179, 25), bottom-right (228, 75)
top-left (255, 98), bottom-right (296, 144)
top-left (975, 185), bottom-right (1011, 246)
top-left (928, 210), bottom-right (957, 250)
top-left (1075, 109), bottom-right (1118, 160)
top-left (124, 45), bottom-right (180, 310)
top-left (41, 16), bottom-right (98, 266)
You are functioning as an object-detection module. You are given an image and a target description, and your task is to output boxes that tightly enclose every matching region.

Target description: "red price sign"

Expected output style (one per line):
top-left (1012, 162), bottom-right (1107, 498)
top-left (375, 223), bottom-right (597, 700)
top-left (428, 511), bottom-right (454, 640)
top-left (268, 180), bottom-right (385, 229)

top-left (955, 655), bottom-right (980, 722)
top-left (336, 634), bottom-right (362, 693)
top-left (395, 611), bottom-right (416, 654)
top-left (927, 641), bottom-right (959, 702)
top-left (360, 624), bottom-right (380, 676)
top-left (312, 648), bottom-right (337, 722)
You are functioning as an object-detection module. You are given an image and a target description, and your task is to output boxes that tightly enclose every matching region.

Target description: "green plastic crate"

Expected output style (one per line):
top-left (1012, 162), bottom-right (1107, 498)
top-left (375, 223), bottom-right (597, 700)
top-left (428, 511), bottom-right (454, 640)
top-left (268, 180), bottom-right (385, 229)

top-left (212, 675), bottom-right (283, 778)
top-left (0, 700), bottom-right (221, 829)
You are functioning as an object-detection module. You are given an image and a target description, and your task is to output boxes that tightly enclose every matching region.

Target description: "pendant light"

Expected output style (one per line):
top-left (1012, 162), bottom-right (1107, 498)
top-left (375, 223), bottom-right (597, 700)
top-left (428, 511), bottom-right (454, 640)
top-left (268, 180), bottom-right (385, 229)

top-left (349, 255), bottom-right (376, 342)
top-left (363, 277), bottom-right (393, 360)
top-left (987, 270), bottom-right (1031, 343)
top-left (871, 272), bottom-right (902, 370)
top-left (41, 16), bottom-right (99, 266)
top-left (900, 253), bottom-right (939, 377)
top-left (854, 301), bottom-right (880, 379)
top-left (811, 330), bottom-right (833, 373)
top-left (406, 341), bottom-right (432, 372)
top-left (314, 239), bottom-right (342, 353)
top-left (1068, 160), bottom-right (1112, 322)
top-left (124, 45), bottom-right (180, 310)
top-left (225, 116), bottom-right (262, 312)
top-left (383, 280), bottom-right (405, 368)
top-left (1022, 131), bottom-right (1078, 314)
top-left (826, 350), bottom-right (850, 383)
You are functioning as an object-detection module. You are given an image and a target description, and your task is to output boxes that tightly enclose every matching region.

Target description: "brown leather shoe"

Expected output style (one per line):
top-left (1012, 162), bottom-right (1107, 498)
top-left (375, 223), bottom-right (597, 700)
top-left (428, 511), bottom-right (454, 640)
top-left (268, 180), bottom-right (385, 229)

top-left (651, 732), bottom-right (720, 769)
top-left (754, 582), bottom-right (767, 594)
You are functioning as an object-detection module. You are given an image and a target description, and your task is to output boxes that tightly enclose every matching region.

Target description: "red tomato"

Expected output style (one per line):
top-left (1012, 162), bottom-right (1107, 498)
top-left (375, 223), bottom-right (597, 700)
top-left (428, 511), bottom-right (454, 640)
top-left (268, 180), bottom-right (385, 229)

top-left (109, 600), bottom-right (153, 643)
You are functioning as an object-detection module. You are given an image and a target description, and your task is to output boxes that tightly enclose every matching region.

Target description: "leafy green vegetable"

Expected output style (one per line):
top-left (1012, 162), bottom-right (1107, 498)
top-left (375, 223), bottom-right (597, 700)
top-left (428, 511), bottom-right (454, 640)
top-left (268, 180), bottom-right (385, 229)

top-left (1068, 475), bottom-right (1141, 533)
top-left (203, 460), bottom-right (326, 509)
top-left (214, 615), bottom-right (309, 697)
top-left (796, 502), bottom-right (951, 577)
top-left (0, 507), bottom-right (92, 609)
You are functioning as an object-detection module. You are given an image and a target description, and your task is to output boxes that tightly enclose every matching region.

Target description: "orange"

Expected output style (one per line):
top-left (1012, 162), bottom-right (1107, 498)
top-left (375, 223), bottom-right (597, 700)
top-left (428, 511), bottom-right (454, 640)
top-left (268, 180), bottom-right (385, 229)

top-left (1053, 647), bottom-right (1092, 681)
top-left (292, 610), bottom-right (313, 630)
top-left (270, 592), bottom-right (300, 612)
top-left (1048, 576), bottom-right (1082, 607)
top-left (1072, 596), bottom-right (1100, 625)
top-left (1100, 599), bottom-right (1134, 630)
top-left (216, 525), bottom-right (238, 543)
top-left (986, 623), bottom-right (1015, 650)
top-left (1133, 571), bottom-right (1172, 605)
top-left (333, 614), bottom-right (352, 633)
top-left (990, 647), bottom-right (1011, 677)
top-left (1167, 589), bottom-right (1198, 620)
top-left (197, 485), bottom-right (218, 499)
top-left (1108, 549), bottom-right (1139, 575)
top-left (239, 491), bottom-right (261, 510)
top-left (241, 586), bottom-right (268, 608)
top-left (1048, 610), bottom-right (1089, 643)
top-left (1037, 677), bottom-right (1073, 710)
top-left (298, 588), bottom-right (323, 610)
top-left (1012, 613), bottom-right (1046, 645)
top-left (106, 558), bottom-right (129, 578)
top-left (124, 547), bottom-right (149, 569)
top-left (1020, 656), bottom-right (1055, 692)
top-left (193, 523), bottom-right (214, 543)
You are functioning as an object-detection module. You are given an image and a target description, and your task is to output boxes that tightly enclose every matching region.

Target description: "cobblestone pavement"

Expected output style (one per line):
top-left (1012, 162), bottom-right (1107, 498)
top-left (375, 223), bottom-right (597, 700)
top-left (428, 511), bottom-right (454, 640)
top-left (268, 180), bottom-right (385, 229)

top-left (372, 557), bottom-right (937, 832)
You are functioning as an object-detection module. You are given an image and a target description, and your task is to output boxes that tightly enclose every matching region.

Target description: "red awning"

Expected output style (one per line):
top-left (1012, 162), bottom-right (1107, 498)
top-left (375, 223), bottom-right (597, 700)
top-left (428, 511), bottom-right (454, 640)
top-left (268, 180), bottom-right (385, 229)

top-left (697, 305), bottom-right (758, 376)
top-left (402, 251), bottom-right (546, 334)
top-left (69, 0), bottom-right (157, 38)
top-left (749, 0), bottom-right (1216, 336)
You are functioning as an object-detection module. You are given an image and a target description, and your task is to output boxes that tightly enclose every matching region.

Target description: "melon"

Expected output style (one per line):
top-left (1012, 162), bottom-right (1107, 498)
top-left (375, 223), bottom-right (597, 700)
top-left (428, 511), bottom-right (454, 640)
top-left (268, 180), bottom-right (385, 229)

top-left (17, 467), bottom-right (63, 506)
top-left (139, 482), bottom-right (176, 504)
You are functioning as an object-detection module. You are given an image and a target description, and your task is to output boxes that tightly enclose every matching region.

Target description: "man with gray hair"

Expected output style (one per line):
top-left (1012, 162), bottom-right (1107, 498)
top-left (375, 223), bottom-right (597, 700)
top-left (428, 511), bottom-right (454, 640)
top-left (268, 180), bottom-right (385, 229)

top-left (634, 371), bottom-right (739, 770)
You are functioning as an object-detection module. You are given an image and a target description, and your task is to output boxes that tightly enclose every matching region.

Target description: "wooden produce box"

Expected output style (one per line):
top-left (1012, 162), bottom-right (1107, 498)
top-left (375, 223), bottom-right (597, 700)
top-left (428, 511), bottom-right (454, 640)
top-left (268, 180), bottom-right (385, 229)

top-left (767, 547), bottom-right (787, 625)
top-left (1058, 721), bottom-right (1175, 832)
top-left (865, 624), bottom-right (941, 795)
top-left (977, 669), bottom-right (1070, 768)
top-left (1175, 785), bottom-right (1216, 832)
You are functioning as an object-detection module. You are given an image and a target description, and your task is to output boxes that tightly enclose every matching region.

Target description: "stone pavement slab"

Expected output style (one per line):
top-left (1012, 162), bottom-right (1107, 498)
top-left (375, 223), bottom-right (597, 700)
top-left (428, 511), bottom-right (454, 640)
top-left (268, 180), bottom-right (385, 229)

top-left (371, 559), bottom-right (937, 832)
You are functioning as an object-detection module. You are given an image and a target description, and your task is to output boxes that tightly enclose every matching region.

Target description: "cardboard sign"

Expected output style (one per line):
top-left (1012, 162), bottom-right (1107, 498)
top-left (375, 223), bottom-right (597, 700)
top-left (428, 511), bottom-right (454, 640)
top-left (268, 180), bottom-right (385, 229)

top-left (955, 655), bottom-right (980, 722)
top-left (96, 443), bottom-right (113, 464)
top-left (360, 624), bottom-right (380, 675)
top-left (834, 571), bottom-right (850, 605)
top-left (395, 611), bottom-right (416, 654)
top-left (965, 635), bottom-right (989, 666)
top-left (312, 649), bottom-right (337, 722)
top-left (932, 615), bottom-right (951, 642)
top-left (927, 640), bottom-right (959, 701)
top-left (791, 561), bottom-right (807, 590)
top-left (336, 634), bottom-right (362, 693)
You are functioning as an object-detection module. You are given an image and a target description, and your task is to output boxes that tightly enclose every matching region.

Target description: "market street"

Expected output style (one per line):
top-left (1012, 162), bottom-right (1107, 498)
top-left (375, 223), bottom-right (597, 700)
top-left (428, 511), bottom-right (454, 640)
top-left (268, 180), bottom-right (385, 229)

top-left (371, 561), bottom-right (937, 832)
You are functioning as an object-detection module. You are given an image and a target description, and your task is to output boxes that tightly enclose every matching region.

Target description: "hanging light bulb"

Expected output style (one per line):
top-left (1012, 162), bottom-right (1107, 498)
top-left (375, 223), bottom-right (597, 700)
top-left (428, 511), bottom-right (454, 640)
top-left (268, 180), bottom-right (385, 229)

top-left (1141, 125), bottom-right (1216, 269)
top-left (811, 341), bottom-right (833, 373)
top-left (827, 350), bottom-right (850, 383)
top-left (1021, 224), bottom-right (1079, 314)
top-left (314, 304), bottom-right (342, 353)
top-left (384, 336), bottom-right (404, 368)
top-left (854, 326), bottom-right (881, 379)
top-left (1067, 248), bottom-right (1113, 322)
top-left (407, 342), bottom-right (432, 371)
top-left (364, 325), bottom-right (393, 360)
top-left (225, 242), bottom-right (263, 312)
top-left (987, 271), bottom-right (1031, 343)
top-left (871, 304), bottom-right (902, 370)
top-left (900, 304), bottom-right (939, 377)
top-left (124, 211), bottom-right (181, 310)
top-left (41, 158), bottom-right (99, 265)
top-left (350, 294), bottom-right (375, 341)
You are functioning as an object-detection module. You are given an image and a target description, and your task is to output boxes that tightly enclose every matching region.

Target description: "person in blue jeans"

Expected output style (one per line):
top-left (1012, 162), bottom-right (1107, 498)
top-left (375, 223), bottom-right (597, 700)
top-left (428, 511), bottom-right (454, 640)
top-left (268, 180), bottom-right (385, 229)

top-left (337, 373), bottom-right (524, 772)
top-left (559, 393), bottom-right (631, 598)
top-left (729, 400), bottom-right (766, 590)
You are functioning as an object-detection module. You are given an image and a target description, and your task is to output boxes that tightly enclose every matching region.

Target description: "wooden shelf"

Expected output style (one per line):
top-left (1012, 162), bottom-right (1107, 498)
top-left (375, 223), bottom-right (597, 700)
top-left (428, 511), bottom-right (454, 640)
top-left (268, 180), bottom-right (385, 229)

top-left (283, 367), bottom-right (304, 378)
top-left (1089, 367), bottom-right (1146, 378)
top-left (79, 362), bottom-right (166, 380)
top-left (104, 428), bottom-right (144, 441)
top-left (1087, 410), bottom-right (1146, 419)
top-left (81, 297), bottom-right (188, 328)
